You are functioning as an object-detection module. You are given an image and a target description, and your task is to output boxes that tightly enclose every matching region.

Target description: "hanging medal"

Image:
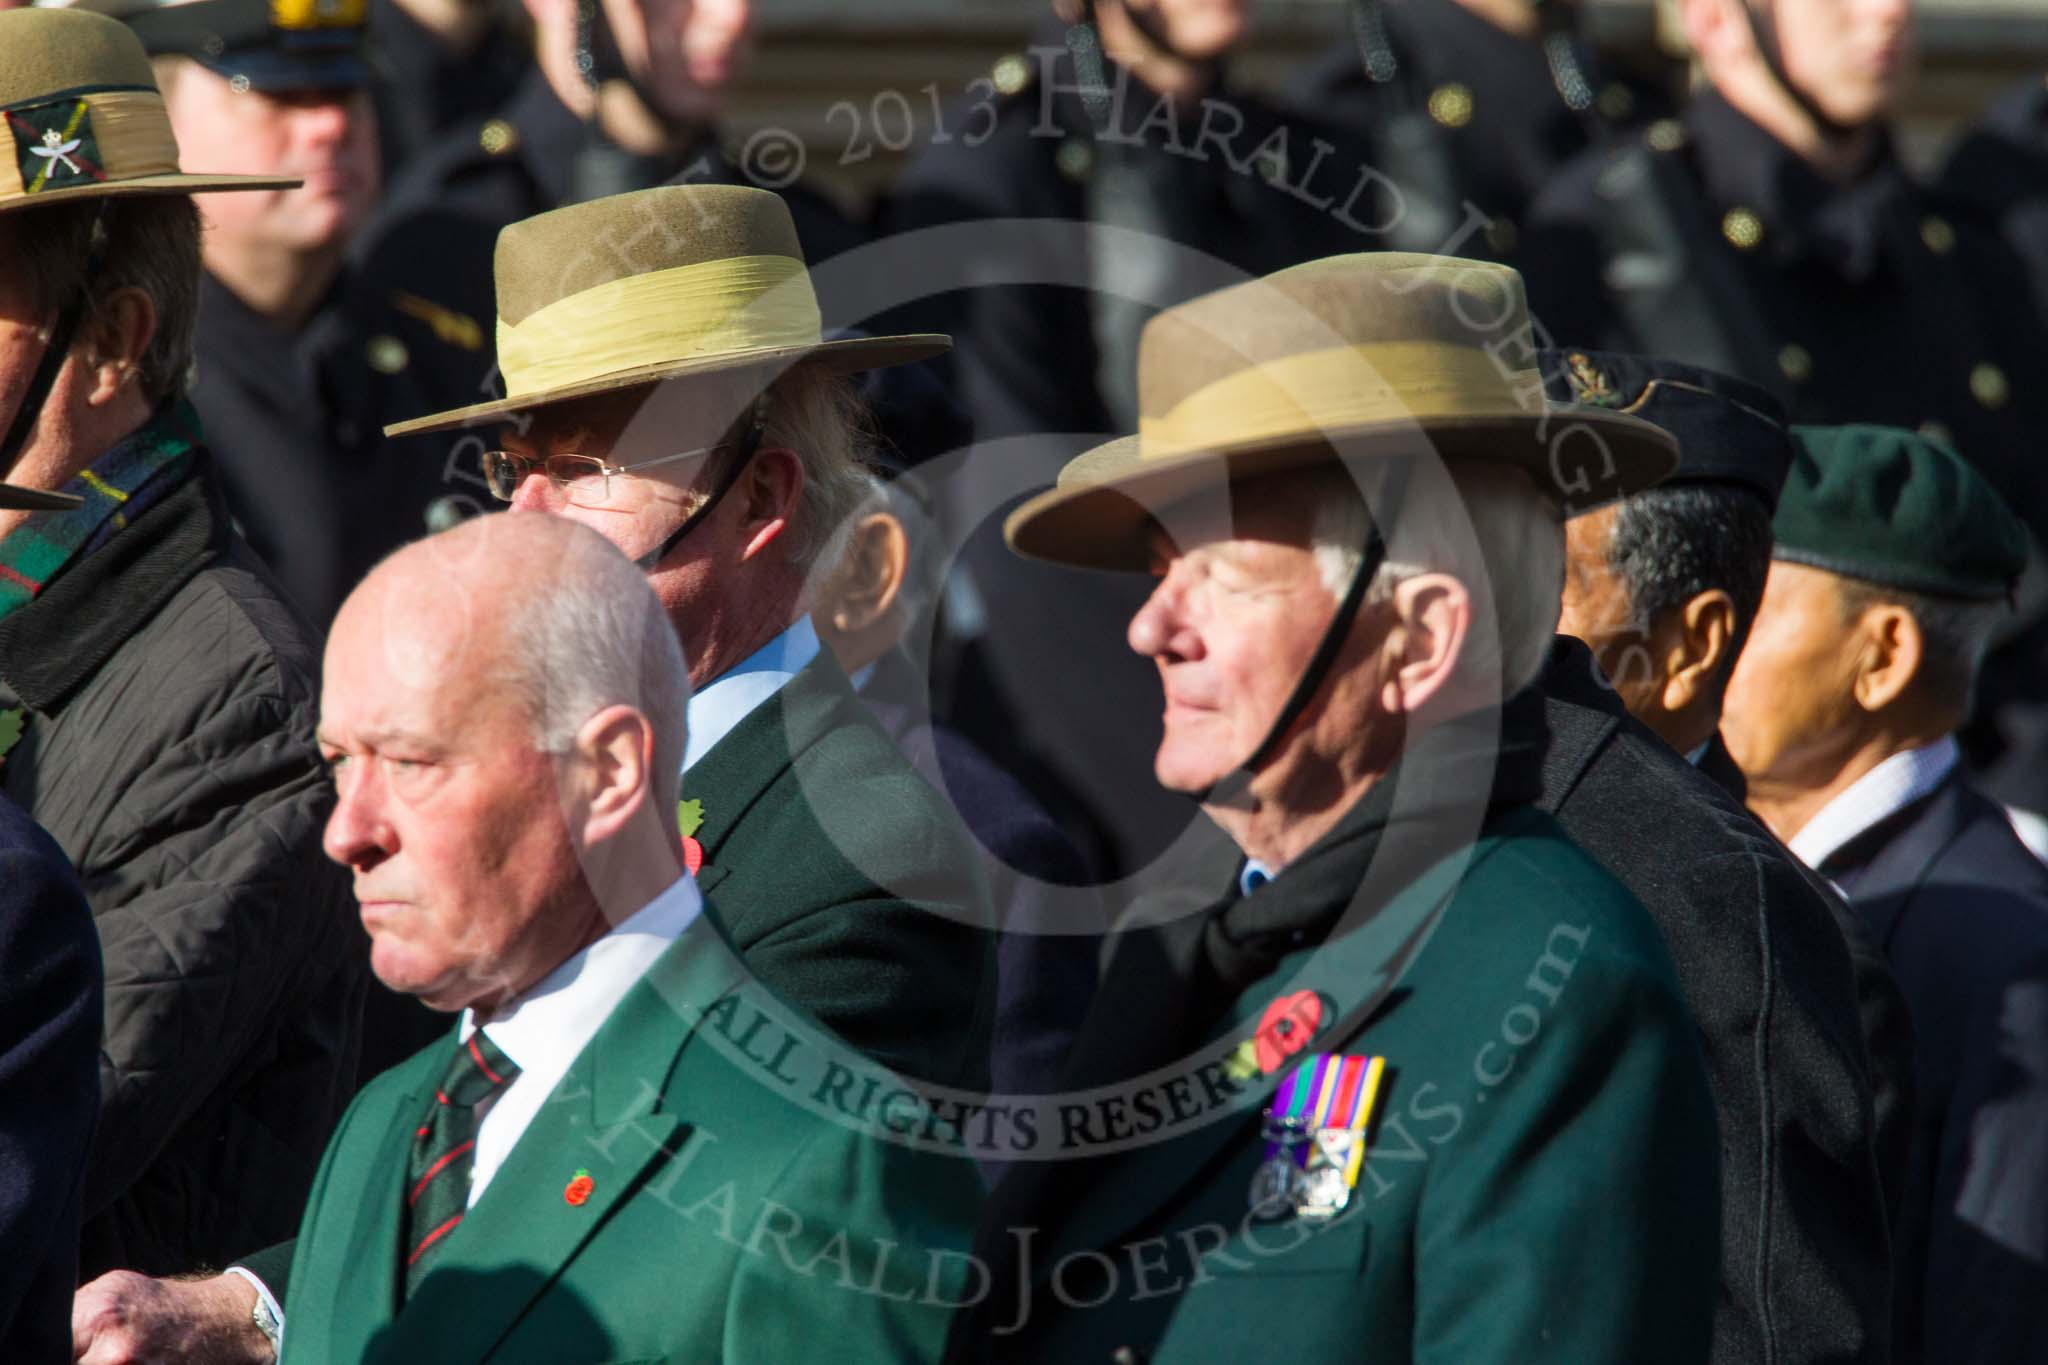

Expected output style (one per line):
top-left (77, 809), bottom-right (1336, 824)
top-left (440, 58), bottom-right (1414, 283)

top-left (1248, 1052), bottom-right (1388, 1223)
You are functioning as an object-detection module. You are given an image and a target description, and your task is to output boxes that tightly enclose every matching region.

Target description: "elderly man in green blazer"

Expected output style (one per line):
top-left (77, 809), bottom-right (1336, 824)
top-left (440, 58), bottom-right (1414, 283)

top-left (278, 512), bottom-right (979, 1363)
top-left (945, 254), bottom-right (1722, 1362)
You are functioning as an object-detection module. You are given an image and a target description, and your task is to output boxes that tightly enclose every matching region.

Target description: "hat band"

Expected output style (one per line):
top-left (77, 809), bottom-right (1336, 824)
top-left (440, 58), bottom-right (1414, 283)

top-left (496, 254), bottom-right (823, 397)
top-left (0, 90), bottom-right (180, 198)
top-left (1139, 343), bottom-right (1542, 461)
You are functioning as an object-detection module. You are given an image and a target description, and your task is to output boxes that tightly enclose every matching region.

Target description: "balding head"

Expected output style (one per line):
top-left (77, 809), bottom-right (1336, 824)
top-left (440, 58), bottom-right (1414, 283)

top-left (320, 513), bottom-right (691, 1014)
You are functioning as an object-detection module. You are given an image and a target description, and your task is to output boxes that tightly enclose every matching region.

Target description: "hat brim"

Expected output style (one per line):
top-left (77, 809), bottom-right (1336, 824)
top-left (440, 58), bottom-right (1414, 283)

top-left (0, 171), bottom-right (303, 215)
top-left (0, 485), bottom-right (83, 512)
top-left (382, 333), bottom-right (953, 438)
top-left (1004, 408), bottom-right (1678, 572)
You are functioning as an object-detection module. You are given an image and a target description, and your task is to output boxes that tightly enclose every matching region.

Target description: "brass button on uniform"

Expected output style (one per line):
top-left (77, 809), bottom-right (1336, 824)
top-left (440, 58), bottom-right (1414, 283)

top-left (991, 53), bottom-right (1031, 97)
top-left (1778, 344), bottom-right (1813, 383)
top-left (479, 119), bottom-right (517, 156)
top-left (1971, 362), bottom-right (2011, 409)
top-left (1486, 217), bottom-right (1519, 255)
top-left (364, 334), bottom-right (408, 375)
top-left (1918, 420), bottom-right (1953, 446)
top-left (1722, 208), bottom-right (1764, 251)
top-left (1427, 83), bottom-right (1475, 129)
top-left (1920, 216), bottom-right (1956, 255)
top-left (1056, 138), bottom-right (1095, 183)
top-left (1646, 118), bottom-right (1687, 153)
top-left (1597, 83), bottom-right (1634, 121)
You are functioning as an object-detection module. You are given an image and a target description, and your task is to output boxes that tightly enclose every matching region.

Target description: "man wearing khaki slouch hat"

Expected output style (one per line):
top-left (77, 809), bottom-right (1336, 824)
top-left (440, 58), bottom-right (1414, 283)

top-left (948, 253), bottom-right (1719, 1363)
top-left (0, 0), bottom-right (360, 1302)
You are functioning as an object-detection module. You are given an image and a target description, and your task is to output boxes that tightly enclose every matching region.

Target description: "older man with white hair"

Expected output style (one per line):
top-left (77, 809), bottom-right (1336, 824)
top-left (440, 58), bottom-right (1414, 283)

top-left (946, 254), bottom-right (1720, 1363)
top-left (282, 512), bottom-right (979, 1363)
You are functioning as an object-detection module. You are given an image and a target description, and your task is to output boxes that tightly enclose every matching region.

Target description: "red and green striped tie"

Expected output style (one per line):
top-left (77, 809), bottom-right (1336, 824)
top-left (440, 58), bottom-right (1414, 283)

top-left (401, 1031), bottom-right (520, 1298)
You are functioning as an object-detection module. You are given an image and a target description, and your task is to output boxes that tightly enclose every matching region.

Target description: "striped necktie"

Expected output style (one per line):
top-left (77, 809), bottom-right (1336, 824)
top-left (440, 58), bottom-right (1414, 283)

top-left (402, 1031), bottom-right (520, 1297)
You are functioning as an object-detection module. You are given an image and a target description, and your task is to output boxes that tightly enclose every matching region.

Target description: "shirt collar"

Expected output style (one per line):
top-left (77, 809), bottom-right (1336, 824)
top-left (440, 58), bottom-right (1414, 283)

top-left (1238, 858), bottom-right (1275, 898)
top-left (1685, 741), bottom-right (1709, 766)
top-left (1788, 736), bottom-right (1960, 870)
top-left (460, 873), bottom-right (703, 1068)
top-left (681, 616), bottom-right (820, 772)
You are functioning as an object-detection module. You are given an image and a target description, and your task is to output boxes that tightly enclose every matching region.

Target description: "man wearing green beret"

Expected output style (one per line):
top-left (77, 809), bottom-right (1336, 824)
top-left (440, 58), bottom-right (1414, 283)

top-left (1723, 423), bottom-right (2048, 1364)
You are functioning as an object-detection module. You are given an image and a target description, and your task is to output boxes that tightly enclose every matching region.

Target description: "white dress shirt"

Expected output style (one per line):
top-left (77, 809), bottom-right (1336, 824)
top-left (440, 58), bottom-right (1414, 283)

top-left (680, 616), bottom-right (820, 771)
top-left (1788, 736), bottom-right (1960, 871)
top-left (459, 875), bottom-right (702, 1205)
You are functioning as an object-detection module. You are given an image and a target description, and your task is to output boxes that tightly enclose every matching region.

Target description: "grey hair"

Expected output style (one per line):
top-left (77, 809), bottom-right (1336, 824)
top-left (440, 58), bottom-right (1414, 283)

top-left (1835, 576), bottom-right (2008, 719)
top-left (0, 194), bottom-right (202, 406)
top-left (503, 522), bottom-right (692, 811)
top-left (1307, 457), bottom-right (1565, 697)
top-left (764, 362), bottom-right (879, 577)
top-left (1604, 483), bottom-right (1775, 683)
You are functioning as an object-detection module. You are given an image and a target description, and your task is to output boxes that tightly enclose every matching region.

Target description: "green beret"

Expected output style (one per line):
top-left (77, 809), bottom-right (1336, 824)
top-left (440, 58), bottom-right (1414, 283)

top-left (1773, 424), bottom-right (2027, 601)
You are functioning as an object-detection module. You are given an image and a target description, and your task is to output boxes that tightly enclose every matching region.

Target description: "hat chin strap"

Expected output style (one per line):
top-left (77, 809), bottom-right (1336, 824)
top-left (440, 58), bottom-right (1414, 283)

top-left (634, 405), bottom-right (769, 574)
top-left (1, 203), bottom-right (108, 476)
top-left (1204, 463), bottom-right (1407, 810)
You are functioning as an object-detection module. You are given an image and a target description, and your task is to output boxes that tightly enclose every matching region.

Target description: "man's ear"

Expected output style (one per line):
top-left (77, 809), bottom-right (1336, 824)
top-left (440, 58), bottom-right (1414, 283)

top-left (1850, 601), bottom-right (1923, 714)
top-left (1377, 572), bottom-right (1472, 718)
top-left (1659, 589), bottom-right (1737, 713)
top-left (78, 286), bottom-right (155, 408)
top-left (1678, 0), bottom-right (1743, 68)
top-left (570, 703), bottom-right (654, 845)
top-left (826, 511), bottom-right (910, 635)
top-left (734, 444), bottom-right (804, 563)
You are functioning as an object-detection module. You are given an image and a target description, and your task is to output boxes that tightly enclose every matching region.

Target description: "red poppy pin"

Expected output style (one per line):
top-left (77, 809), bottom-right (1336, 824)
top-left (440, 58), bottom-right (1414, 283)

top-left (1254, 990), bottom-right (1326, 1075)
top-left (677, 798), bottom-right (706, 875)
top-left (564, 1168), bottom-right (594, 1206)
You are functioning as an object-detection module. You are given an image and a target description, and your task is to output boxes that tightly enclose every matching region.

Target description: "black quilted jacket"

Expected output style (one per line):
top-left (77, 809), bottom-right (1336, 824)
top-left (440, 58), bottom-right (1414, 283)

top-left (0, 457), bottom-right (363, 1276)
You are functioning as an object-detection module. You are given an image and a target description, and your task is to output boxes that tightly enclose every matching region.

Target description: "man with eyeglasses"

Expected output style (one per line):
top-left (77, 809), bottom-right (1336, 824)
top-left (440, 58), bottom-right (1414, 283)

top-left (63, 181), bottom-right (1005, 1365)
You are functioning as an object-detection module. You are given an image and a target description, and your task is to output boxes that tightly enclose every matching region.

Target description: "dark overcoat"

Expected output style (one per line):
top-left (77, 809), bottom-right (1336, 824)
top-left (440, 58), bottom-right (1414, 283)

top-left (1537, 639), bottom-right (1900, 1364)
top-left (0, 462), bottom-right (362, 1276)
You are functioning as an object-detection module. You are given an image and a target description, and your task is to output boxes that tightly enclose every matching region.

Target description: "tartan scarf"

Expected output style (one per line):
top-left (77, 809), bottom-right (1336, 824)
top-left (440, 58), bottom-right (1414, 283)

top-left (0, 401), bottom-right (200, 620)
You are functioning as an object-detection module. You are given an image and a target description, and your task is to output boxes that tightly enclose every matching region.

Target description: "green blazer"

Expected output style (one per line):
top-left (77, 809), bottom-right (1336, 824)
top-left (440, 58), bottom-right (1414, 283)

top-left (281, 912), bottom-right (984, 1365)
top-left (957, 802), bottom-right (1722, 1363)
top-left (683, 651), bottom-right (996, 1091)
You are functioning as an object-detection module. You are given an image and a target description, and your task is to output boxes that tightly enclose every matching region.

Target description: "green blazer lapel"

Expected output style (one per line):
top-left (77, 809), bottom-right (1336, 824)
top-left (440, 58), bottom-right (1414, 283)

top-left (367, 919), bottom-right (751, 1363)
top-left (1033, 855), bottom-right (1461, 1273)
top-left (321, 1056), bottom-right (438, 1362)
top-left (681, 652), bottom-right (861, 860)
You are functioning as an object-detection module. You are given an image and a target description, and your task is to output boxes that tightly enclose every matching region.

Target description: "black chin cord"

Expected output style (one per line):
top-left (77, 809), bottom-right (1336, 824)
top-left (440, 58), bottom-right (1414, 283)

top-left (1204, 463), bottom-right (1409, 807)
top-left (1738, 0), bottom-right (1864, 145)
top-left (634, 404), bottom-right (769, 573)
top-left (1, 204), bottom-right (109, 475)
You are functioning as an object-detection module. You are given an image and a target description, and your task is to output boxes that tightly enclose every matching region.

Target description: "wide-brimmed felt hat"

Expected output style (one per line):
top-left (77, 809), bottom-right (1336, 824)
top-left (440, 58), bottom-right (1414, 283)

top-left (1003, 253), bottom-right (1679, 572)
top-left (94, 0), bottom-right (371, 94)
top-left (384, 185), bottom-right (951, 438)
top-left (0, 7), bottom-right (300, 214)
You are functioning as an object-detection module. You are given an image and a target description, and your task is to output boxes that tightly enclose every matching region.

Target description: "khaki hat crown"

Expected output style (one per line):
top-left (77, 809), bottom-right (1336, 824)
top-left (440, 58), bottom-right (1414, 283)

top-left (1006, 252), bottom-right (1679, 570)
top-left (386, 184), bottom-right (949, 438)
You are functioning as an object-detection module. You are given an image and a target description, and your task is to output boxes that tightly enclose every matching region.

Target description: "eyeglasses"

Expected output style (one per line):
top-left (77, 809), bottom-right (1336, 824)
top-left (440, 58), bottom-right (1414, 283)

top-left (478, 445), bottom-right (725, 507)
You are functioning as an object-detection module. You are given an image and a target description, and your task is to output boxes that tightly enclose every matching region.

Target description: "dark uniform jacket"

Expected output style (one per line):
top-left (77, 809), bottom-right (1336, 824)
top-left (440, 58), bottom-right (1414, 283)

top-left (948, 702), bottom-right (1720, 1364)
top-left (192, 269), bottom-right (482, 630)
top-left (1523, 89), bottom-right (2048, 532)
top-left (0, 460), bottom-right (362, 1276)
top-left (0, 795), bottom-right (101, 1363)
top-left (1825, 771), bottom-right (2048, 1364)
top-left (1938, 72), bottom-right (2048, 322)
top-left (856, 647), bottom-right (1102, 1099)
top-left (1289, 0), bottom-right (1670, 260)
top-left (1537, 639), bottom-right (1897, 1365)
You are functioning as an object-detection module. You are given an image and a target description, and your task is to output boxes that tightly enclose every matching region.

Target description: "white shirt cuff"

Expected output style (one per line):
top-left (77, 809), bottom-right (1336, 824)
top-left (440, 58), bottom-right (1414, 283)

top-left (222, 1265), bottom-right (284, 1354)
